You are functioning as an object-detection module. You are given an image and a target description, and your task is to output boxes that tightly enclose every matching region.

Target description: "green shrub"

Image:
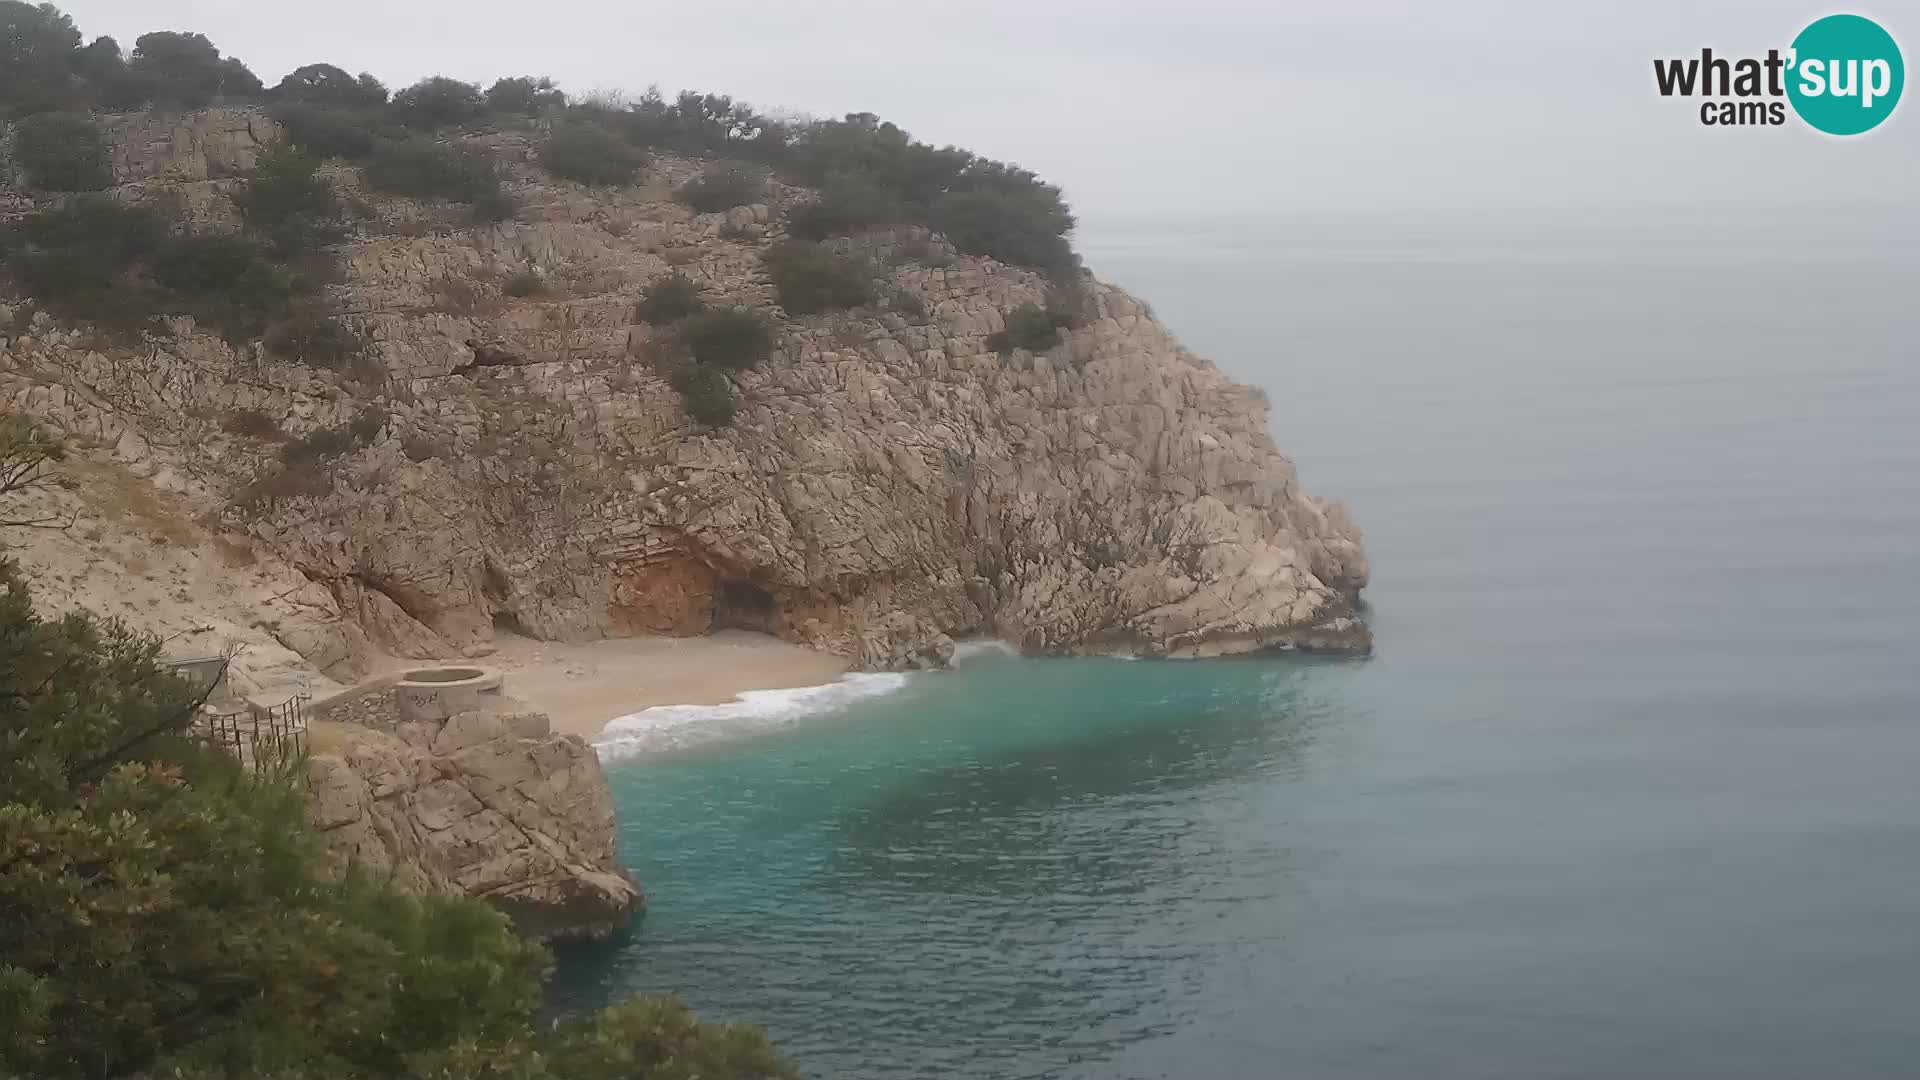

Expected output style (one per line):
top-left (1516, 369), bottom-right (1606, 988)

top-left (786, 171), bottom-right (906, 240)
top-left (986, 302), bottom-right (1062, 353)
top-left (467, 183), bottom-right (519, 225)
top-left (149, 232), bottom-right (263, 294)
top-left (621, 88), bottom-right (774, 157)
top-left (365, 139), bottom-right (502, 204)
top-left (677, 160), bottom-right (767, 213)
top-left (391, 75), bottom-right (484, 129)
top-left (272, 63), bottom-right (388, 108)
top-left (11, 194), bottom-right (166, 274)
top-left (539, 123), bottom-right (644, 186)
top-left (148, 233), bottom-right (290, 338)
top-left (670, 363), bottom-right (736, 427)
top-left (635, 272), bottom-right (704, 325)
top-left (0, 2), bottom-right (85, 117)
top-left (268, 102), bottom-right (382, 160)
top-left (235, 142), bottom-right (341, 255)
top-left (929, 187), bottom-right (1074, 272)
top-left (485, 76), bottom-right (566, 117)
top-left (763, 240), bottom-right (873, 315)
top-left (683, 307), bottom-right (773, 371)
top-left (11, 111), bottom-right (111, 191)
top-left (129, 30), bottom-right (262, 108)
top-left (503, 269), bottom-right (544, 297)
top-left (263, 310), bottom-right (364, 370)
top-left (2, 195), bottom-right (167, 330)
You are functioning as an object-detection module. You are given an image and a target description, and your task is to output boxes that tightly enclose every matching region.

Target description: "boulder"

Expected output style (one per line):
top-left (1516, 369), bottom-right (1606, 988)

top-left (303, 704), bottom-right (640, 941)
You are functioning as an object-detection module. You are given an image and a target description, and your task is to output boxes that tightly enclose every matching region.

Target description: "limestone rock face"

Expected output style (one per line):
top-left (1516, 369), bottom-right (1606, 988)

top-left (304, 701), bottom-right (640, 941)
top-left (0, 117), bottom-right (1369, 671)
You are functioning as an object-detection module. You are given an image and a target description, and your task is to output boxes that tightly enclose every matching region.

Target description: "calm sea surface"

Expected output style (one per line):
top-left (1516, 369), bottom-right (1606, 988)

top-left (559, 210), bottom-right (1920, 1078)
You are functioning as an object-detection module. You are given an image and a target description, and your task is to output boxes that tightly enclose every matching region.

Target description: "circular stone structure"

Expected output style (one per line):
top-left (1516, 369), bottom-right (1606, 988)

top-left (393, 665), bottom-right (504, 723)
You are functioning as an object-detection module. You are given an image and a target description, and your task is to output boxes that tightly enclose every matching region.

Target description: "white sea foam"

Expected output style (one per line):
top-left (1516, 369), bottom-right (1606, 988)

top-left (593, 672), bottom-right (911, 758)
top-left (949, 638), bottom-right (1021, 663)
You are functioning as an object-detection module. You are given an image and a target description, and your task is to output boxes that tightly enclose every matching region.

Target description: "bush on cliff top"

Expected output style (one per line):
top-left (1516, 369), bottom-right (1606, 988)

top-left (127, 30), bottom-right (262, 109)
top-left (272, 62), bottom-right (390, 109)
top-left (390, 75), bottom-right (485, 129)
top-left (6, 3), bottom-right (1081, 274)
top-left (486, 75), bottom-right (567, 117)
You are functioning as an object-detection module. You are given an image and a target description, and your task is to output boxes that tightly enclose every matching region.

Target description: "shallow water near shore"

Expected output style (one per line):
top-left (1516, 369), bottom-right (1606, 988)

top-left (559, 209), bottom-right (1920, 1079)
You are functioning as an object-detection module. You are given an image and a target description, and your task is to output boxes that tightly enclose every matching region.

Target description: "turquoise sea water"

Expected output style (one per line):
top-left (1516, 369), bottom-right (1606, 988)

top-left (559, 210), bottom-right (1920, 1079)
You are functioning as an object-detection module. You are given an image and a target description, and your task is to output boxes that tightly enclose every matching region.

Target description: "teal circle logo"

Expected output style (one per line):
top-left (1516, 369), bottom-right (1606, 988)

top-left (1787, 14), bottom-right (1904, 135)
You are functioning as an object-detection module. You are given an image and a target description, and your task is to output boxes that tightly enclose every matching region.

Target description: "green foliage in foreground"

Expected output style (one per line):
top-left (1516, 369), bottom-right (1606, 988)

top-left (0, 453), bottom-right (799, 1079)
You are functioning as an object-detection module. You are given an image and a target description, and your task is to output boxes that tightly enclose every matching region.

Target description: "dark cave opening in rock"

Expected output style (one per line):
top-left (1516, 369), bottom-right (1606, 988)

top-left (713, 579), bottom-right (780, 634)
top-left (492, 609), bottom-right (530, 637)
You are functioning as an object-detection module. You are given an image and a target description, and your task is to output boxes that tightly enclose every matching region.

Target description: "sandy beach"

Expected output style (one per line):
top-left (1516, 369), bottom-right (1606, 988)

top-left (481, 631), bottom-right (851, 739)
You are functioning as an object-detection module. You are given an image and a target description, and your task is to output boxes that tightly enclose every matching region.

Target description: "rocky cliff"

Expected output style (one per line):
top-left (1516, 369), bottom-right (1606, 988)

top-left (304, 677), bottom-right (640, 941)
top-left (0, 109), bottom-right (1368, 685)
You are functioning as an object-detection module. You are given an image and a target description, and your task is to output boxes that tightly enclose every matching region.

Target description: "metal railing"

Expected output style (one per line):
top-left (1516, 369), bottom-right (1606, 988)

top-left (193, 692), bottom-right (310, 774)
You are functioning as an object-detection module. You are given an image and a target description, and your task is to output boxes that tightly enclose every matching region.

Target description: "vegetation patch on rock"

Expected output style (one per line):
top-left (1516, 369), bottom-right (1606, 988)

top-left (763, 240), bottom-right (874, 315)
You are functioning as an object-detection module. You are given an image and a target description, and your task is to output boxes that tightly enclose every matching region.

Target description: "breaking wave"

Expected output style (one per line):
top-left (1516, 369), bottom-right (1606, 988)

top-left (593, 672), bottom-right (911, 758)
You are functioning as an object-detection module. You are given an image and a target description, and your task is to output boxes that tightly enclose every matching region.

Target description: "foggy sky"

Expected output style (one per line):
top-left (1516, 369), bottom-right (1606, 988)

top-left (50, 0), bottom-right (1919, 228)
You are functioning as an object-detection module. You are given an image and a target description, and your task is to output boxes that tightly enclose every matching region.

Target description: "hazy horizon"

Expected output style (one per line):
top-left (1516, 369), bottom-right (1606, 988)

top-left (49, 0), bottom-right (1920, 229)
